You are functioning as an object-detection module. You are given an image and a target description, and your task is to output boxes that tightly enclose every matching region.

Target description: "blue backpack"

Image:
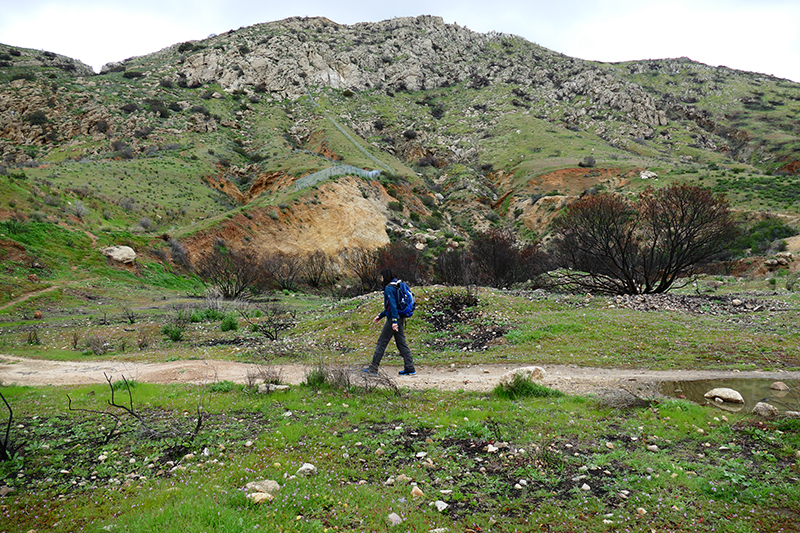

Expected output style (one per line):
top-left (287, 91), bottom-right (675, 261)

top-left (393, 280), bottom-right (415, 318)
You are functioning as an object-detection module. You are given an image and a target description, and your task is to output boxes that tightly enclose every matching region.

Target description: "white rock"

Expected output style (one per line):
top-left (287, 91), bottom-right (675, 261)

top-left (296, 463), bottom-right (318, 477)
top-left (246, 480), bottom-right (281, 493)
top-left (247, 492), bottom-right (273, 503)
top-left (387, 512), bottom-right (403, 526)
top-left (704, 388), bottom-right (744, 404)
top-left (647, 445), bottom-right (659, 452)
top-left (435, 500), bottom-right (449, 512)
top-left (101, 245), bottom-right (136, 264)
top-left (581, 483), bottom-right (591, 491)
top-left (498, 366), bottom-right (546, 387)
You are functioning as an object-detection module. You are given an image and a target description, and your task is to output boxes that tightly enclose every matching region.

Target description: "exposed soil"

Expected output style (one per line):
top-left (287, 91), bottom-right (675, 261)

top-left (3, 355), bottom-right (800, 397)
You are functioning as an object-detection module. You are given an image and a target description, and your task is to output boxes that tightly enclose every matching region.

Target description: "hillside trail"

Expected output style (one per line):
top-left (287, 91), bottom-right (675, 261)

top-left (2, 355), bottom-right (800, 396)
top-left (0, 279), bottom-right (95, 312)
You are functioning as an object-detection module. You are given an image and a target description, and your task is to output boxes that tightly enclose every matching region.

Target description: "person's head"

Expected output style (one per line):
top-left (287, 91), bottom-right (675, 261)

top-left (380, 268), bottom-right (394, 287)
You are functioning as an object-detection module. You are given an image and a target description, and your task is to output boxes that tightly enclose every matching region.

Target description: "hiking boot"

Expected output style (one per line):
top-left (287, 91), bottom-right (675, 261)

top-left (363, 367), bottom-right (378, 375)
top-left (398, 369), bottom-right (416, 376)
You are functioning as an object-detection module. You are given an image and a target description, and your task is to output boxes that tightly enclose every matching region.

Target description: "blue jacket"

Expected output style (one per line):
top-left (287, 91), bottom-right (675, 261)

top-left (378, 279), bottom-right (401, 323)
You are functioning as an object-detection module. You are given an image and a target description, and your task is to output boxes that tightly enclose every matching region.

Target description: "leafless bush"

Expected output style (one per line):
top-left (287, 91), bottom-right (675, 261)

top-left (71, 331), bottom-right (81, 350)
top-left (195, 239), bottom-right (263, 299)
top-left (137, 329), bottom-right (151, 350)
top-left (302, 250), bottom-right (334, 288)
top-left (84, 335), bottom-right (110, 355)
top-left (0, 391), bottom-right (19, 461)
top-left (71, 200), bottom-right (89, 220)
top-left (169, 238), bottom-right (191, 270)
top-left (121, 307), bottom-right (136, 325)
top-left (262, 252), bottom-right (303, 291)
top-left (305, 361), bottom-right (398, 394)
top-left (342, 246), bottom-right (382, 294)
top-left (245, 365), bottom-right (284, 387)
top-left (67, 374), bottom-right (202, 444)
top-left (138, 217), bottom-right (155, 231)
top-left (241, 303), bottom-right (296, 341)
top-left (118, 197), bottom-right (137, 212)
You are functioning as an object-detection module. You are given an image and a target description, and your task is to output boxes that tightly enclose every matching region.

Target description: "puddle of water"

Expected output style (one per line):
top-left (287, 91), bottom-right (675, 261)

top-left (659, 378), bottom-right (800, 413)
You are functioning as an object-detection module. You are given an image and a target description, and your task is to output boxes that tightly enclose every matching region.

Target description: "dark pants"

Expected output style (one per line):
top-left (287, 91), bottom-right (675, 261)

top-left (370, 318), bottom-right (414, 372)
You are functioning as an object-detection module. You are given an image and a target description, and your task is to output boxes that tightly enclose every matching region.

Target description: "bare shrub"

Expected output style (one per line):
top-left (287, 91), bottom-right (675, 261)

top-left (241, 303), bottom-right (296, 341)
top-left (194, 240), bottom-right (264, 299)
top-left (377, 241), bottom-right (427, 285)
top-left (245, 365), bottom-right (284, 387)
top-left (71, 200), bottom-right (89, 220)
top-left (302, 250), bottom-right (334, 288)
top-left (470, 229), bottom-right (549, 288)
top-left (84, 335), bottom-right (110, 355)
top-left (304, 361), bottom-right (398, 394)
top-left (169, 238), bottom-right (191, 270)
top-left (262, 253), bottom-right (303, 291)
top-left (342, 246), bottom-right (382, 294)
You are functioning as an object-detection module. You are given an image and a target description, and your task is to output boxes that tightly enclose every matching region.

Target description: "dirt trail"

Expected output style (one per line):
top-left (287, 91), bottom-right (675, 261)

top-left (3, 355), bottom-right (800, 395)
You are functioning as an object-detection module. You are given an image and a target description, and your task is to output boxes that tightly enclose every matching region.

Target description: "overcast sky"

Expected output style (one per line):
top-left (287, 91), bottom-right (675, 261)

top-left (1, 0), bottom-right (798, 83)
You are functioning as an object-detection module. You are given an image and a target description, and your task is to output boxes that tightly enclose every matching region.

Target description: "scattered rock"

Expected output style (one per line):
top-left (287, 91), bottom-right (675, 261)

top-left (411, 485), bottom-right (425, 498)
top-left (752, 402), bottom-right (779, 419)
top-left (257, 383), bottom-right (290, 393)
top-left (387, 512), bottom-right (403, 526)
top-left (785, 411), bottom-right (800, 419)
top-left (33, 310), bottom-right (43, 319)
top-left (247, 492), bottom-right (274, 504)
top-left (771, 381), bottom-right (790, 391)
top-left (704, 388), bottom-right (744, 404)
top-left (646, 445), bottom-right (659, 452)
top-left (0, 485), bottom-right (15, 497)
top-left (434, 500), bottom-right (449, 512)
top-left (640, 170), bottom-right (658, 179)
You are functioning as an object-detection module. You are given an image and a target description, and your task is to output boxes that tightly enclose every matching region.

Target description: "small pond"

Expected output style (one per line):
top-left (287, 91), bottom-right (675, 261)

top-left (659, 378), bottom-right (800, 413)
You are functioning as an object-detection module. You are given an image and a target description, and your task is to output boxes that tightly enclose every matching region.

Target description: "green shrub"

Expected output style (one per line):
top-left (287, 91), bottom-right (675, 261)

top-left (494, 373), bottom-right (565, 400)
top-left (161, 323), bottom-right (184, 342)
top-left (786, 272), bottom-right (800, 292)
top-left (220, 315), bottom-right (238, 332)
top-left (209, 380), bottom-right (237, 393)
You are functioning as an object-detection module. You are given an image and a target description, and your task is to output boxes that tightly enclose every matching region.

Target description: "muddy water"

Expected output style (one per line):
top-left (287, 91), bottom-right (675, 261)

top-left (659, 378), bottom-right (800, 413)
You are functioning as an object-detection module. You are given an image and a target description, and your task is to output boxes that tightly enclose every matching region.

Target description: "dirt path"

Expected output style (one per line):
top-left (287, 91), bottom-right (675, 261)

top-left (0, 279), bottom-right (93, 312)
top-left (3, 355), bottom-right (800, 395)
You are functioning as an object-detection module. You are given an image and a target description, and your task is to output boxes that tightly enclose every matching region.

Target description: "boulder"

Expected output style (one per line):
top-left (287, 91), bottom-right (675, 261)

top-left (101, 245), bottom-right (136, 264)
top-left (752, 402), bottom-right (779, 419)
top-left (499, 366), bottom-right (546, 388)
top-left (770, 381), bottom-right (790, 392)
top-left (704, 387), bottom-right (744, 404)
top-left (245, 480), bottom-right (281, 493)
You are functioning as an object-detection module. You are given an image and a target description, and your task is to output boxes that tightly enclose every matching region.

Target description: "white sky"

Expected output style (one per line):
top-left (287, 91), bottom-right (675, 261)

top-left (0, 0), bottom-right (798, 83)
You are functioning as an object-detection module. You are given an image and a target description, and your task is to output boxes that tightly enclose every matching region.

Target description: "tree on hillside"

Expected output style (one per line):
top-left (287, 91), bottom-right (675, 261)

top-left (550, 184), bottom-right (738, 294)
top-left (341, 246), bottom-right (382, 294)
top-left (194, 239), bottom-right (263, 299)
top-left (470, 228), bottom-right (550, 288)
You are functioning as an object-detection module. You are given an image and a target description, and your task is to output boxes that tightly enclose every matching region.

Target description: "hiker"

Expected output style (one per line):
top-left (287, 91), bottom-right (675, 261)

top-left (364, 268), bottom-right (416, 376)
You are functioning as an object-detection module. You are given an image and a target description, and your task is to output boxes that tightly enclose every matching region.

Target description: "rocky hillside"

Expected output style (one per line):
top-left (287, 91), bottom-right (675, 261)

top-left (1, 16), bottom-right (799, 269)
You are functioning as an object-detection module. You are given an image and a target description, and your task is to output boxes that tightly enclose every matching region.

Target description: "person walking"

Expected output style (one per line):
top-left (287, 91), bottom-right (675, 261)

top-left (364, 268), bottom-right (416, 376)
